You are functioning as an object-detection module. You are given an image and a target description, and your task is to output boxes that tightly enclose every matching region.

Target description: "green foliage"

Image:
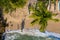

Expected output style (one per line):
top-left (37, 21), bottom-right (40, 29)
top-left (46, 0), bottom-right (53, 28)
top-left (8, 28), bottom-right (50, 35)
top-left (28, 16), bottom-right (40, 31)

top-left (30, 0), bottom-right (59, 32)
top-left (0, 0), bottom-right (27, 13)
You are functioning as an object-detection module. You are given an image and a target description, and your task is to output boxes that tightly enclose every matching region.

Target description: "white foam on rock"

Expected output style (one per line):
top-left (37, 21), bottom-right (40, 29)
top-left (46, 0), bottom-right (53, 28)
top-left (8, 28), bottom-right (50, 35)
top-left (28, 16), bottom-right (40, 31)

top-left (4, 29), bottom-right (60, 38)
top-left (4, 29), bottom-right (48, 37)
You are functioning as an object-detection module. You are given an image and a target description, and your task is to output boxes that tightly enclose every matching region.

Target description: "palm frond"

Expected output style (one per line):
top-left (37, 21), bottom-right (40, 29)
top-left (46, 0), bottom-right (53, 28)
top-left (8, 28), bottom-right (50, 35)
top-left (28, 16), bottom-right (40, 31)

top-left (31, 19), bottom-right (38, 25)
top-left (51, 18), bottom-right (59, 22)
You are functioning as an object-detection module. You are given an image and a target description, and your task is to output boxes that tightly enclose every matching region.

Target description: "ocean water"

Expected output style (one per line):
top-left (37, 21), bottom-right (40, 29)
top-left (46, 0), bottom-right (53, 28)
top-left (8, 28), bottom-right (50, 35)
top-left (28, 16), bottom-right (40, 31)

top-left (3, 33), bottom-right (53, 40)
top-left (2, 29), bottom-right (60, 40)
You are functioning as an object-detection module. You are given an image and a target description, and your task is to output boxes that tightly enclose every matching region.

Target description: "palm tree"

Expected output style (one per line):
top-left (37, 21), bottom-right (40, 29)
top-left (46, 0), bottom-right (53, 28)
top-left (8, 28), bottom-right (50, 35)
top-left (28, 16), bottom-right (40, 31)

top-left (0, 0), bottom-right (27, 40)
top-left (29, 0), bottom-right (59, 32)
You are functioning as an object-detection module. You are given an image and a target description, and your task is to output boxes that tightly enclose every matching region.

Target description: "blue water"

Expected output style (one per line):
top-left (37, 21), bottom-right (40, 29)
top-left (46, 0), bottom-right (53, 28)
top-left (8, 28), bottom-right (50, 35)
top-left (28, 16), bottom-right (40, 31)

top-left (48, 36), bottom-right (60, 40)
top-left (45, 31), bottom-right (60, 40)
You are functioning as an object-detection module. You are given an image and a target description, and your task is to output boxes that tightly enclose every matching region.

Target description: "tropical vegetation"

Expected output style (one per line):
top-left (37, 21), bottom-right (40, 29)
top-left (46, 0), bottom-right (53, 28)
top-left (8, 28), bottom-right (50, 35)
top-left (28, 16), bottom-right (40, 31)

top-left (0, 0), bottom-right (27, 13)
top-left (0, 0), bottom-right (27, 40)
top-left (29, 0), bottom-right (59, 32)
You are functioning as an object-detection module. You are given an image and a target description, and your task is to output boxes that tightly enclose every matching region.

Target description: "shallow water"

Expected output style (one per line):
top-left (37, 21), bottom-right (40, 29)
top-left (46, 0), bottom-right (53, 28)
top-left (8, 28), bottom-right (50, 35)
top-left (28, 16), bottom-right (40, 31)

top-left (3, 33), bottom-right (53, 40)
top-left (2, 29), bottom-right (60, 40)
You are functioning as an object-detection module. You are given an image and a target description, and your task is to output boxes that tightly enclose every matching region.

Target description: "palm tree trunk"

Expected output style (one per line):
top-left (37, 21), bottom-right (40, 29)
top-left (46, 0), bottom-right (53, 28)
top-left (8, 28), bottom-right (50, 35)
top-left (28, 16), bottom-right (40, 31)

top-left (40, 26), bottom-right (46, 33)
top-left (28, 2), bottom-right (31, 14)
top-left (21, 15), bottom-right (26, 32)
top-left (21, 18), bottom-right (25, 32)
top-left (54, 0), bottom-right (56, 11)
top-left (49, 0), bottom-right (51, 10)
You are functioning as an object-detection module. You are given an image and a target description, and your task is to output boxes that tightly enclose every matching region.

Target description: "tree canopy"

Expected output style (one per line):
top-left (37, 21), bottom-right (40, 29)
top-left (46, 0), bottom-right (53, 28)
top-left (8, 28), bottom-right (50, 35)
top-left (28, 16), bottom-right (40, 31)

top-left (0, 0), bottom-right (27, 13)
